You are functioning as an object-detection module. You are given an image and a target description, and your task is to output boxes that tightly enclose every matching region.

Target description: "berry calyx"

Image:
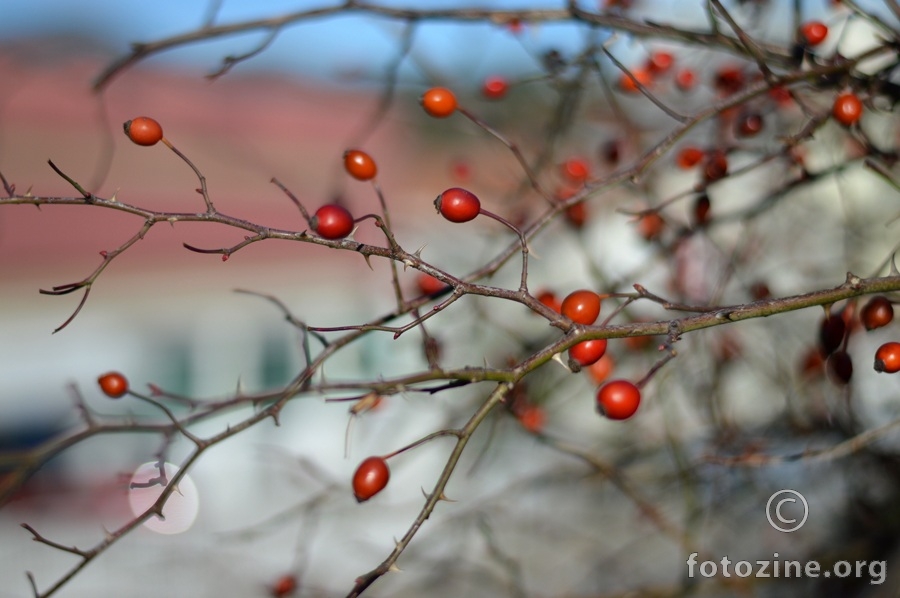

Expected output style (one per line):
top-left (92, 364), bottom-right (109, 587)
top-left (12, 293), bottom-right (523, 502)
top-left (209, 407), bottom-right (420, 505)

top-left (861, 296), bottom-right (894, 331)
top-left (98, 372), bottom-right (129, 398)
top-left (482, 76), bottom-right (508, 100)
top-left (312, 204), bottom-right (354, 240)
top-left (799, 21), bottom-right (828, 46)
top-left (561, 290), bottom-right (602, 325)
top-left (421, 87), bottom-right (457, 118)
top-left (343, 149), bottom-right (377, 181)
top-left (435, 187), bottom-right (481, 223)
top-left (569, 338), bottom-right (608, 367)
top-left (352, 456), bottom-right (390, 502)
top-left (874, 342), bottom-right (900, 373)
top-left (596, 379), bottom-right (641, 420)
top-left (832, 92), bottom-right (863, 127)
top-left (123, 117), bottom-right (163, 146)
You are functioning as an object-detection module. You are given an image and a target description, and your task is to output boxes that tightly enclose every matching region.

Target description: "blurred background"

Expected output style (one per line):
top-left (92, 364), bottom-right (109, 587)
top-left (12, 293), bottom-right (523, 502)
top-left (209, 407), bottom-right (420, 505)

top-left (4, 1), bottom-right (900, 597)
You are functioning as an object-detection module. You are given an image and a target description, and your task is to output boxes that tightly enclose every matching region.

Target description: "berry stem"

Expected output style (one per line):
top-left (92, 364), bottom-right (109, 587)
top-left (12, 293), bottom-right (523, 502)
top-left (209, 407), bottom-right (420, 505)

top-left (160, 138), bottom-right (216, 213)
top-left (457, 107), bottom-right (554, 206)
top-left (478, 207), bottom-right (530, 293)
top-left (271, 177), bottom-right (312, 224)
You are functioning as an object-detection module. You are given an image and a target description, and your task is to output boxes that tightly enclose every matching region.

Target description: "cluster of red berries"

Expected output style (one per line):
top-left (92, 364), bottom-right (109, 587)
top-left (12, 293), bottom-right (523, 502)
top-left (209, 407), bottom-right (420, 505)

top-left (808, 296), bottom-right (899, 384)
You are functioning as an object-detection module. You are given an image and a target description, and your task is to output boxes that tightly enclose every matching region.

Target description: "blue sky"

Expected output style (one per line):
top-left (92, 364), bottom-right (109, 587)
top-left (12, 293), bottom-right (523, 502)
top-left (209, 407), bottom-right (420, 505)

top-left (3, 0), bottom-right (862, 90)
top-left (3, 0), bottom-right (593, 84)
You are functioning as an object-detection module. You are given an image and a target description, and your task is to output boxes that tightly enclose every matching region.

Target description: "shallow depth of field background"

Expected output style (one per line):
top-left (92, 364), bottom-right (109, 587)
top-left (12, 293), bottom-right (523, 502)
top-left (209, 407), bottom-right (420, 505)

top-left (3, 1), bottom-right (900, 596)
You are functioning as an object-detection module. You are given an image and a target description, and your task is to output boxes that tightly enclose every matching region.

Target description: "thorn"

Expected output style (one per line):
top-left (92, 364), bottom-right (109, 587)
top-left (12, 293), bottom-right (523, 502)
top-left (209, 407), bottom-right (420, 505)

top-left (362, 254), bottom-right (374, 271)
top-left (109, 188), bottom-right (119, 202)
top-left (388, 564), bottom-right (402, 573)
top-left (890, 254), bottom-right (899, 276)
top-left (551, 352), bottom-right (573, 372)
top-left (844, 271), bottom-right (862, 289)
top-left (24, 186), bottom-right (33, 197)
top-left (437, 492), bottom-right (456, 502)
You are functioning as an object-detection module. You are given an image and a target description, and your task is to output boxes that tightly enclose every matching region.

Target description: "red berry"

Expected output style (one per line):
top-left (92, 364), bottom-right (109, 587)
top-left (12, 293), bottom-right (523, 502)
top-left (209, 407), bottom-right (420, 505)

top-left (421, 87), bottom-right (457, 118)
top-left (561, 290), bottom-right (602, 325)
top-left (271, 575), bottom-right (298, 597)
top-left (833, 93), bottom-right (863, 127)
top-left (600, 139), bottom-right (621, 165)
top-left (676, 146), bottom-right (704, 169)
top-left (819, 314), bottom-right (846, 356)
top-left (312, 204), bottom-right (354, 240)
top-left (875, 342), bottom-right (900, 373)
top-left (769, 86), bottom-right (792, 106)
top-left (827, 350), bottom-right (853, 385)
top-left (714, 66), bottom-right (745, 96)
top-left (749, 281), bottom-right (771, 300)
top-left (435, 187), bottom-right (481, 223)
top-left (703, 150), bottom-right (729, 182)
top-left (799, 346), bottom-right (825, 378)
top-left (637, 212), bottom-right (665, 241)
top-left (619, 68), bottom-right (652, 93)
top-left (675, 69), bottom-right (696, 91)
top-left (517, 404), bottom-right (546, 433)
top-left (352, 456), bottom-right (390, 502)
top-left (861, 296), bottom-right (894, 331)
top-left (343, 149), bottom-right (377, 181)
top-left (561, 157), bottom-right (590, 184)
top-left (569, 339), bottom-right (608, 367)
top-left (735, 111), bottom-right (764, 137)
top-left (482, 76), bottom-right (508, 100)
top-left (587, 354), bottom-right (615, 384)
top-left (98, 372), bottom-right (129, 398)
top-left (123, 117), bottom-right (163, 146)
top-left (799, 21), bottom-right (828, 46)
top-left (536, 289), bottom-right (562, 314)
top-left (693, 194), bottom-right (711, 227)
top-left (417, 273), bottom-right (447, 295)
top-left (596, 380), bottom-right (641, 420)
top-left (564, 202), bottom-right (588, 229)
top-left (646, 51), bottom-right (674, 74)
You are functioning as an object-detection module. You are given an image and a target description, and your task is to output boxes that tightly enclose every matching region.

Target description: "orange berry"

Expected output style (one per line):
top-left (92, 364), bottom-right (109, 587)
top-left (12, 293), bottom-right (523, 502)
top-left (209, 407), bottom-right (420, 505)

top-left (343, 149), bottom-right (377, 181)
top-left (98, 372), bottom-right (129, 398)
top-left (799, 21), bottom-right (828, 46)
top-left (833, 92), bottom-right (863, 127)
top-left (618, 68), bottom-right (652, 93)
top-left (123, 117), bottom-right (163, 146)
top-left (421, 87), bottom-right (457, 118)
top-left (587, 354), bottom-right (615, 384)
top-left (517, 404), bottom-right (546, 433)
